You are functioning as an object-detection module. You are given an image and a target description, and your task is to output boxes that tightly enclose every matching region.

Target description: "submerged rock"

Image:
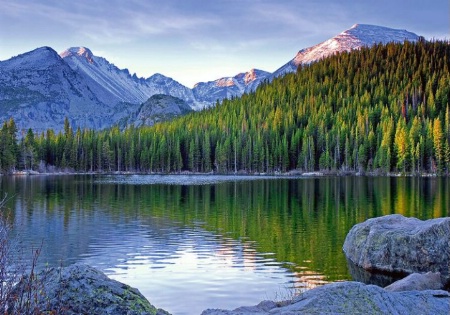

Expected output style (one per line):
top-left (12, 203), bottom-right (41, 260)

top-left (201, 281), bottom-right (450, 314)
top-left (343, 214), bottom-right (450, 285)
top-left (346, 257), bottom-right (403, 287)
top-left (13, 263), bottom-right (165, 315)
top-left (385, 272), bottom-right (443, 292)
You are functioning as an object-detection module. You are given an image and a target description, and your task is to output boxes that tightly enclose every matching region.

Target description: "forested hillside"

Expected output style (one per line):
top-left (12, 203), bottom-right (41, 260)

top-left (1, 40), bottom-right (450, 175)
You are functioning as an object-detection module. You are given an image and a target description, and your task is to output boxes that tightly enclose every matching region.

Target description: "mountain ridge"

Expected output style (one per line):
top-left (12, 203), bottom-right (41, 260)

top-left (60, 46), bottom-right (198, 107)
top-left (0, 24), bottom-right (422, 131)
top-left (192, 68), bottom-right (270, 105)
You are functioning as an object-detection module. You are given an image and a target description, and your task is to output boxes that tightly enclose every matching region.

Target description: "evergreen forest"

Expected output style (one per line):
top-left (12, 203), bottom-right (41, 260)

top-left (1, 40), bottom-right (450, 175)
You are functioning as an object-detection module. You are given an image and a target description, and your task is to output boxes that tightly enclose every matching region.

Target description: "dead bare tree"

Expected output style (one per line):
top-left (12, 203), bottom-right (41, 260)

top-left (0, 193), bottom-right (15, 312)
top-left (0, 193), bottom-right (50, 314)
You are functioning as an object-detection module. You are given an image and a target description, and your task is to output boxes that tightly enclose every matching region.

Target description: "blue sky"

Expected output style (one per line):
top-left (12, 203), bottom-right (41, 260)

top-left (0, 0), bottom-right (448, 87)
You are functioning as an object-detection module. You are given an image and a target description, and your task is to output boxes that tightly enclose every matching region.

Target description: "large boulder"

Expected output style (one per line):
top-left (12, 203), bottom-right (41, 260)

top-left (201, 281), bottom-right (450, 315)
top-left (12, 263), bottom-right (167, 315)
top-left (343, 214), bottom-right (450, 285)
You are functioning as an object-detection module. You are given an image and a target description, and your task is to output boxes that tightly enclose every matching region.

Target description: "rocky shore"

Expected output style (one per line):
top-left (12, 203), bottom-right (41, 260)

top-left (202, 280), bottom-right (449, 314)
top-left (15, 214), bottom-right (450, 314)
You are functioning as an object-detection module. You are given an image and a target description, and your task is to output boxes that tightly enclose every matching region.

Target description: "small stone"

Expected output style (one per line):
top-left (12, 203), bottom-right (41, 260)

top-left (385, 272), bottom-right (444, 292)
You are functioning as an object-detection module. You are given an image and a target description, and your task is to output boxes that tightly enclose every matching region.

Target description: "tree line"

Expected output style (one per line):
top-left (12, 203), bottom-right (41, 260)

top-left (1, 39), bottom-right (450, 175)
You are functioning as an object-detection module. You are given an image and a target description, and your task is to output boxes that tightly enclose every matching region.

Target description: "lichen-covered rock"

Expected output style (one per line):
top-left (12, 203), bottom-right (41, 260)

top-left (201, 281), bottom-right (450, 315)
top-left (385, 272), bottom-right (443, 292)
top-left (14, 263), bottom-right (164, 315)
top-left (343, 214), bottom-right (450, 285)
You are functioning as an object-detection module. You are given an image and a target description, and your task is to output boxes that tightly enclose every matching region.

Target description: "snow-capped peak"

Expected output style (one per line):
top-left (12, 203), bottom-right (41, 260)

top-left (60, 47), bottom-right (95, 64)
top-left (340, 24), bottom-right (420, 46)
top-left (293, 24), bottom-right (420, 66)
top-left (273, 24), bottom-right (421, 78)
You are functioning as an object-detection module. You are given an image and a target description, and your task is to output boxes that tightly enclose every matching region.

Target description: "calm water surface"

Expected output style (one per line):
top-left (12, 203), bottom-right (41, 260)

top-left (1, 175), bottom-right (449, 314)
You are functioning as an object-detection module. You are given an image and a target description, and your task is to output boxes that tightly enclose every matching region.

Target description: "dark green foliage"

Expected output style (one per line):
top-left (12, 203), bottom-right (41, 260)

top-left (1, 40), bottom-right (450, 174)
top-left (0, 119), bottom-right (18, 173)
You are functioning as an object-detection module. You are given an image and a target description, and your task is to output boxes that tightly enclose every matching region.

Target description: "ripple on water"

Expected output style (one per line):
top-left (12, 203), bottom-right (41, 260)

top-left (77, 223), bottom-right (300, 314)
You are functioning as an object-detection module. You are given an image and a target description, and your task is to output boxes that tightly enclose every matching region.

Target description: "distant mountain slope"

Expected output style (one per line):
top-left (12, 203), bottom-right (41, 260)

top-left (272, 24), bottom-right (421, 78)
top-left (0, 47), bottom-right (115, 133)
top-left (192, 69), bottom-right (270, 104)
top-left (0, 47), bottom-right (198, 132)
top-left (60, 47), bottom-right (198, 108)
top-left (121, 94), bottom-right (192, 127)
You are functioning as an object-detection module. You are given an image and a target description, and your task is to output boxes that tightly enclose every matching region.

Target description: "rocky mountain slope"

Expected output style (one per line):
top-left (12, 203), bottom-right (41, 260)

top-left (0, 24), bottom-right (421, 132)
top-left (0, 47), bottom-right (196, 132)
top-left (0, 47), bottom-right (118, 133)
top-left (120, 94), bottom-right (192, 128)
top-left (61, 47), bottom-right (198, 108)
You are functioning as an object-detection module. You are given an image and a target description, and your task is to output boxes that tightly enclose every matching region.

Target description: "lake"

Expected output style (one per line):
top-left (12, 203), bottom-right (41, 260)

top-left (1, 175), bottom-right (449, 314)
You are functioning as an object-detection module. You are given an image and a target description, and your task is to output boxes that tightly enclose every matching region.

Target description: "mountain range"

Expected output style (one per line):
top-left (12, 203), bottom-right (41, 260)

top-left (0, 24), bottom-right (421, 132)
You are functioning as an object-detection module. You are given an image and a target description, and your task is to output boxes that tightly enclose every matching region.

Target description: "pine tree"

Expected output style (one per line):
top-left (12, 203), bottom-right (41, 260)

top-left (433, 118), bottom-right (444, 173)
top-left (394, 118), bottom-right (409, 173)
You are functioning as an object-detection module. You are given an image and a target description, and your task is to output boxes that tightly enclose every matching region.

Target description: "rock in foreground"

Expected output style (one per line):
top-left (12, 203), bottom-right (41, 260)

top-left (16, 263), bottom-right (163, 315)
top-left (202, 281), bottom-right (450, 314)
top-left (343, 214), bottom-right (450, 285)
top-left (384, 272), bottom-right (443, 292)
top-left (11, 262), bottom-right (450, 315)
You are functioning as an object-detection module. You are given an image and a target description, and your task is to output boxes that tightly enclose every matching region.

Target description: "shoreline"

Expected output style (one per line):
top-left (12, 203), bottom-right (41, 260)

top-left (4, 169), bottom-right (445, 178)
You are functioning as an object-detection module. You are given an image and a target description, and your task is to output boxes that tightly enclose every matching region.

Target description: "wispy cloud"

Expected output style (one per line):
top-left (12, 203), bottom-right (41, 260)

top-left (1, 0), bottom-right (219, 44)
top-left (249, 2), bottom-right (350, 37)
top-left (0, 0), bottom-right (352, 48)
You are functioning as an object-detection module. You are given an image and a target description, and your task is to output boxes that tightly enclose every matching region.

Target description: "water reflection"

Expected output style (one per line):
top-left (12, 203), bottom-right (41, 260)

top-left (0, 175), bottom-right (448, 314)
top-left (346, 258), bottom-right (405, 288)
top-left (79, 220), bottom-right (293, 314)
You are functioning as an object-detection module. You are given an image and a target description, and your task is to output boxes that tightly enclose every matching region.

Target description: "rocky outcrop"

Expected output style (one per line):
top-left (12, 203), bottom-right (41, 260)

top-left (201, 281), bottom-right (450, 315)
top-left (122, 94), bottom-right (193, 128)
top-left (343, 214), bottom-right (450, 285)
top-left (384, 272), bottom-right (443, 292)
top-left (13, 263), bottom-right (166, 315)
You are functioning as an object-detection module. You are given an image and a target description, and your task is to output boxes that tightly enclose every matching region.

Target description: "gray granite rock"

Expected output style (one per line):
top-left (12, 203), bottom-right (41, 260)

top-left (343, 214), bottom-right (450, 285)
top-left (12, 263), bottom-right (164, 315)
top-left (385, 272), bottom-right (443, 292)
top-left (201, 281), bottom-right (450, 315)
